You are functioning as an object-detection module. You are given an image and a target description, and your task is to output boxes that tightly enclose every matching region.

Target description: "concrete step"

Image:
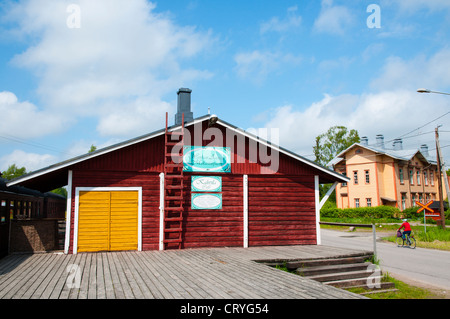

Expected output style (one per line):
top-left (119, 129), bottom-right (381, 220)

top-left (350, 281), bottom-right (396, 290)
top-left (324, 276), bottom-right (384, 288)
top-left (286, 254), bottom-right (372, 271)
top-left (307, 269), bottom-right (378, 283)
top-left (360, 288), bottom-right (399, 295)
top-left (296, 262), bottom-right (373, 276)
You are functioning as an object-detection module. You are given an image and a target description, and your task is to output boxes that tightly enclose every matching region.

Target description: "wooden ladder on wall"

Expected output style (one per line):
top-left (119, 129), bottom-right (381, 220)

top-left (163, 112), bottom-right (185, 249)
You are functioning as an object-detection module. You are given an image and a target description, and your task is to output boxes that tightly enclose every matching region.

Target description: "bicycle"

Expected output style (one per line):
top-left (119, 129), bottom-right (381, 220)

top-left (396, 230), bottom-right (416, 249)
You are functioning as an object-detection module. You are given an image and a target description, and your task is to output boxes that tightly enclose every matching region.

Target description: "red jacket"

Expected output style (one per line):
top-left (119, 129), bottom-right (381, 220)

top-left (398, 222), bottom-right (411, 232)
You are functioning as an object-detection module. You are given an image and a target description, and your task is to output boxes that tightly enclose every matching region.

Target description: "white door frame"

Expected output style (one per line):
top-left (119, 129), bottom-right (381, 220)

top-left (73, 187), bottom-right (143, 254)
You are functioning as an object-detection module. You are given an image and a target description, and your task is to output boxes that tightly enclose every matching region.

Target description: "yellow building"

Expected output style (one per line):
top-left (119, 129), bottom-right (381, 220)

top-left (329, 135), bottom-right (447, 210)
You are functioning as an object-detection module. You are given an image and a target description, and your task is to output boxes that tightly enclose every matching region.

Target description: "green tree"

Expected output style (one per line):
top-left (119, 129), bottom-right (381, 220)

top-left (313, 126), bottom-right (360, 167)
top-left (88, 145), bottom-right (97, 153)
top-left (314, 126), bottom-right (360, 203)
top-left (1, 164), bottom-right (27, 180)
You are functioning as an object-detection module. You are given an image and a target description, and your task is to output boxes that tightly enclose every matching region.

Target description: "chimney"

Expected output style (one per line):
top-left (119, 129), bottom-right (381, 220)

top-left (376, 134), bottom-right (385, 149)
top-left (361, 136), bottom-right (368, 146)
top-left (393, 138), bottom-right (403, 151)
top-left (421, 144), bottom-right (429, 157)
top-left (175, 88), bottom-right (193, 125)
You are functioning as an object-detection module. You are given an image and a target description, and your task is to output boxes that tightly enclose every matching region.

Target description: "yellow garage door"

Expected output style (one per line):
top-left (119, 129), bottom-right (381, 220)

top-left (78, 191), bottom-right (138, 253)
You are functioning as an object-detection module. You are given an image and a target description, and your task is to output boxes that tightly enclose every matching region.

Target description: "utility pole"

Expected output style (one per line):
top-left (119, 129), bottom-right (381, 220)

top-left (435, 126), bottom-right (446, 229)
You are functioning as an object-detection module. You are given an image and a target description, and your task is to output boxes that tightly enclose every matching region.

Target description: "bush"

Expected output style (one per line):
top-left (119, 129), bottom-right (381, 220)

top-left (321, 205), bottom-right (400, 220)
top-left (400, 206), bottom-right (422, 220)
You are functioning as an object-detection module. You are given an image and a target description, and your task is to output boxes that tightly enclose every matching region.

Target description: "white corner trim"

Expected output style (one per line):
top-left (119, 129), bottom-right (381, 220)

top-left (159, 173), bottom-right (165, 251)
top-left (64, 170), bottom-right (72, 255)
top-left (243, 175), bottom-right (248, 248)
top-left (73, 187), bottom-right (143, 254)
top-left (314, 175), bottom-right (321, 245)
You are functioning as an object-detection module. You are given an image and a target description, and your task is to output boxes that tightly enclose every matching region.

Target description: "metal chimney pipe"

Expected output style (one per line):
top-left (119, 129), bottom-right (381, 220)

top-left (175, 88), bottom-right (193, 125)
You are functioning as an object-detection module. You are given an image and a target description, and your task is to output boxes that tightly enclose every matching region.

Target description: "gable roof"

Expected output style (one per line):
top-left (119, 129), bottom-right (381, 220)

top-left (328, 142), bottom-right (437, 168)
top-left (7, 114), bottom-right (349, 191)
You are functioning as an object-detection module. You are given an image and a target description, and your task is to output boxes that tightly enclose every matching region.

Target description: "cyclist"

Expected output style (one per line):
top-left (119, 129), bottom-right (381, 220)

top-left (398, 219), bottom-right (412, 240)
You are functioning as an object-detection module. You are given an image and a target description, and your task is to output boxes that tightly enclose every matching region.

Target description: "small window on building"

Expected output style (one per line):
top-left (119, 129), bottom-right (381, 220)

top-left (355, 198), bottom-right (360, 208)
top-left (341, 172), bottom-right (347, 187)
top-left (399, 168), bottom-right (404, 184)
top-left (417, 170), bottom-right (421, 185)
top-left (365, 170), bottom-right (370, 184)
top-left (430, 171), bottom-right (434, 186)
top-left (401, 194), bottom-right (406, 210)
top-left (366, 198), bottom-right (372, 207)
top-left (409, 169), bottom-right (414, 185)
top-left (354, 171), bottom-right (358, 185)
top-left (424, 170), bottom-right (428, 186)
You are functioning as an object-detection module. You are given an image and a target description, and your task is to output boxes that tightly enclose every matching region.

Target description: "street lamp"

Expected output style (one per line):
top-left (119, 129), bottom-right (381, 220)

top-left (417, 88), bottom-right (449, 229)
top-left (417, 88), bottom-right (450, 95)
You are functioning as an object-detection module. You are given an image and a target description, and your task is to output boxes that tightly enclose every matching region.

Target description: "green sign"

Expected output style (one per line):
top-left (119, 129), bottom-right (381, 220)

top-left (183, 146), bottom-right (231, 173)
top-left (191, 176), bottom-right (222, 192)
top-left (191, 193), bottom-right (222, 210)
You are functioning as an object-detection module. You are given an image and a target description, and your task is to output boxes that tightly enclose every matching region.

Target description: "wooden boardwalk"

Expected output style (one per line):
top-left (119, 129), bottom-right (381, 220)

top-left (0, 245), bottom-right (369, 299)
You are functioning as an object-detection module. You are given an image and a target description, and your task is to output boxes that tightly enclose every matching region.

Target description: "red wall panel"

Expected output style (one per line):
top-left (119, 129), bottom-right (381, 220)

top-left (182, 175), bottom-right (243, 248)
top-left (248, 175), bottom-right (317, 246)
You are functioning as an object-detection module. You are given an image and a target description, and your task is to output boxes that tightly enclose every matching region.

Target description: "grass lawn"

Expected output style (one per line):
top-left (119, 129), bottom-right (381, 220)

top-left (321, 217), bottom-right (450, 251)
top-left (346, 274), bottom-right (448, 299)
top-left (318, 219), bottom-right (450, 298)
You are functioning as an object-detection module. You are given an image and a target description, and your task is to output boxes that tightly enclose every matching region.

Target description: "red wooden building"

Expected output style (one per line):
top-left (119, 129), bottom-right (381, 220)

top-left (7, 89), bottom-right (348, 254)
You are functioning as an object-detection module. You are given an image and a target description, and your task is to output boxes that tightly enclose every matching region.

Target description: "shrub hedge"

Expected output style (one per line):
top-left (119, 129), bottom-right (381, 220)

top-left (320, 205), bottom-right (400, 219)
top-left (320, 203), bottom-right (450, 221)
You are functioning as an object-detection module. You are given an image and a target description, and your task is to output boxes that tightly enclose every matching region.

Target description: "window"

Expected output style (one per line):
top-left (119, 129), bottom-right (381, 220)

top-left (354, 171), bottom-right (358, 185)
top-left (417, 170), bottom-right (421, 185)
top-left (409, 169), bottom-right (414, 185)
top-left (411, 194), bottom-right (416, 206)
top-left (401, 194), bottom-right (406, 210)
top-left (366, 198), bottom-right (372, 207)
top-left (419, 193), bottom-right (423, 203)
top-left (424, 170), bottom-right (428, 186)
top-left (355, 198), bottom-right (360, 208)
top-left (365, 170), bottom-right (370, 184)
top-left (430, 171), bottom-right (434, 186)
top-left (341, 172), bottom-right (347, 187)
top-left (399, 168), bottom-right (404, 184)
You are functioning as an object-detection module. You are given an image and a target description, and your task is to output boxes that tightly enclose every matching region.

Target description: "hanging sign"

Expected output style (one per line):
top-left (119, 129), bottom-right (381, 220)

top-left (192, 193), bottom-right (222, 210)
top-left (192, 176), bottom-right (222, 192)
top-left (183, 146), bottom-right (231, 173)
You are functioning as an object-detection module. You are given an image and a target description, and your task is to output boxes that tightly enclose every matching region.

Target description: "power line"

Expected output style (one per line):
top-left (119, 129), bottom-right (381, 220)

top-left (0, 134), bottom-right (69, 155)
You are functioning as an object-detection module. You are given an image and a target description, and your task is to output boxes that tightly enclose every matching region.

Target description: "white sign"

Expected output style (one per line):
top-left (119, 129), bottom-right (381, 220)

top-left (192, 176), bottom-right (222, 192)
top-left (192, 194), bottom-right (222, 210)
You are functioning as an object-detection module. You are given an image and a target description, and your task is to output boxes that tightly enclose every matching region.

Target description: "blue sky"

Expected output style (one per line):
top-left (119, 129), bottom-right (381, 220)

top-left (1, 0), bottom-right (450, 173)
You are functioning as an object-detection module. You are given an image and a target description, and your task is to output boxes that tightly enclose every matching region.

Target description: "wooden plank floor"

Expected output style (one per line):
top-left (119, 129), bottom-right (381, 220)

top-left (0, 245), bottom-right (370, 299)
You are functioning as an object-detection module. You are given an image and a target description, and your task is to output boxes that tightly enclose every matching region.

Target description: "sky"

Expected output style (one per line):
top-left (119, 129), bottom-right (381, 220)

top-left (1, 0), bottom-right (450, 174)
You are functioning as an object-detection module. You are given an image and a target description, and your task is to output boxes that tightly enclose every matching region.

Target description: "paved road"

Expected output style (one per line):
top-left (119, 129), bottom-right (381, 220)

top-left (321, 228), bottom-right (450, 292)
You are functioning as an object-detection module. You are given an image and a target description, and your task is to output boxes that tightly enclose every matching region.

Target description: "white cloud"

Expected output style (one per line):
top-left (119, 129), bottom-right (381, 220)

top-left (234, 50), bottom-right (302, 84)
top-left (370, 48), bottom-right (450, 92)
top-left (384, 0), bottom-right (450, 13)
top-left (0, 91), bottom-right (68, 138)
top-left (262, 49), bottom-right (450, 159)
top-left (313, 0), bottom-right (354, 35)
top-left (260, 6), bottom-right (302, 34)
top-left (0, 150), bottom-right (57, 172)
top-left (6, 0), bottom-right (215, 137)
